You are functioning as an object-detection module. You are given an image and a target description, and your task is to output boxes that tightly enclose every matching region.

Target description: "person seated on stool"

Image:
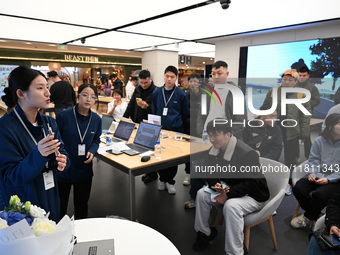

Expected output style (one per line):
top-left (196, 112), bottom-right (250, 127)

top-left (193, 119), bottom-right (269, 254)
top-left (291, 113), bottom-right (340, 229)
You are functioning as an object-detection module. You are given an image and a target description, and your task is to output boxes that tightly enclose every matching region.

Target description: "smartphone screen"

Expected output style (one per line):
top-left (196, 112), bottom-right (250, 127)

top-left (331, 234), bottom-right (340, 246)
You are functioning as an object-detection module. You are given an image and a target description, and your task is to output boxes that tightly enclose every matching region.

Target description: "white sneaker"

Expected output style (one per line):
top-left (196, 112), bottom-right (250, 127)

top-left (291, 213), bottom-right (311, 228)
top-left (184, 198), bottom-right (196, 209)
top-left (158, 181), bottom-right (166, 191)
top-left (166, 182), bottom-right (176, 194)
top-left (183, 174), bottom-right (190, 186)
top-left (285, 184), bottom-right (292, 196)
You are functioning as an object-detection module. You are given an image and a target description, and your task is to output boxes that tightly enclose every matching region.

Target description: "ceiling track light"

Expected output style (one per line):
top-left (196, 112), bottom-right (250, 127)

top-left (220, 0), bottom-right (231, 9)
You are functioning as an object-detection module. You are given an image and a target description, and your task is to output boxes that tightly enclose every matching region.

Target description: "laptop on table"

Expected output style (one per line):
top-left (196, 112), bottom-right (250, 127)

top-left (73, 238), bottom-right (115, 255)
top-left (101, 115), bottom-right (114, 133)
top-left (110, 120), bottom-right (135, 143)
top-left (123, 122), bottom-right (162, 156)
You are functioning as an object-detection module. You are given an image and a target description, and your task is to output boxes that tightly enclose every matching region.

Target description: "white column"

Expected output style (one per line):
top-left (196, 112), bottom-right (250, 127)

top-left (142, 50), bottom-right (178, 87)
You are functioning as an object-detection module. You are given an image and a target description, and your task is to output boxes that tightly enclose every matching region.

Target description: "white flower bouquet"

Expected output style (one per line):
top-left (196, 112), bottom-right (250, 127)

top-left (0, 195), bottom-right (74, 255)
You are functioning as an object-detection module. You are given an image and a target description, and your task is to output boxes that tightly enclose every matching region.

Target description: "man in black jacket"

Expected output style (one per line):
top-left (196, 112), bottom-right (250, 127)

top-left (193, 119), bottom-right (270, 254)
top-left (123, 70), bottom-right (157, 183)
top-left (123, 70), bottom-right (156, 123)
top-left (243, 107), bottom-right (283, 161)
top-left (47, 71), bottom-right (76, 114)
top-left (110, 73), bottom-right (123, 95)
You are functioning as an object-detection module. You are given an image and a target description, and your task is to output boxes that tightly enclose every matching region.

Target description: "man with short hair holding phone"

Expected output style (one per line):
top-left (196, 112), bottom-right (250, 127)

top-left (193, 119), bottom-right (269, 254)
top-left (123, 70), bottom-right (156, 123)
top-left (123, 69), bottom-right (157, 183)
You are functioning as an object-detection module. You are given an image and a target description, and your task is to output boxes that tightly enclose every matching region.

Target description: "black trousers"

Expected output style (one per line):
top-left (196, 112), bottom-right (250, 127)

top-left (284, 137), bottom-right (300, 170)
top-left (58, 179), bottom-right (92, 220)
top-left (293, 176), bottom-right (340, 220)
top-left (143, 171), bottom-right (158, 179)
top-left (184, 162), bottom-right (190, 174)
top-left (158, 166), bottom-right (178, 185)
top-left (304, 136), bottom-right (312, 159)
top-left (281, 126), bottom-right (300, 172)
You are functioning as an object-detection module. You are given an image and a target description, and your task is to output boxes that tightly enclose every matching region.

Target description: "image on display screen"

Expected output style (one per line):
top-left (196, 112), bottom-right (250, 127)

top-left (242, 37), bottom-right (340, 118)
top-left (134, 122), bottom-right (162, 149)
top-left (114, 121), bottom-right (135, 140)
top-left (0, 65), bottom-right (18, 99)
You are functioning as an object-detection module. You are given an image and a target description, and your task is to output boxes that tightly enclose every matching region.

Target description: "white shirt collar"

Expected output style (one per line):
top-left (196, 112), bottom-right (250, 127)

top-left (208, 136), bottom-right (237, 161)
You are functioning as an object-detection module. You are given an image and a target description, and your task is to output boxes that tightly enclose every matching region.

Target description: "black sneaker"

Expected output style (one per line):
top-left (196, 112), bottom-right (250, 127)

top-left (192, 227), bottom-right (218, 251)
top-left (142, 172), bottom-right (158, 184)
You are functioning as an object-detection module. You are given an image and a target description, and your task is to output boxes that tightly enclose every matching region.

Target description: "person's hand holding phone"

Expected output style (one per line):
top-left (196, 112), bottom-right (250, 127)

top-left (136, 98), bottom-right (148, 109)
top-left (308, 173), bottom-right (317, 182)
top-left (38, 134), bottom-right (60, 157)
top-left (211, 183), bottom-right (230, 194)
top-left (55, 151), bottom-right (67, 171)
top-left (330, 226), bottom-right (340, 237)
top-left (315, 177), bottom-right (329, 185)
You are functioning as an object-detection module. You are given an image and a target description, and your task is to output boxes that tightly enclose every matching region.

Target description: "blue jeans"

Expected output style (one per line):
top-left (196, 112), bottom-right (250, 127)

top-left (306, 236), bottom-right (338, 255)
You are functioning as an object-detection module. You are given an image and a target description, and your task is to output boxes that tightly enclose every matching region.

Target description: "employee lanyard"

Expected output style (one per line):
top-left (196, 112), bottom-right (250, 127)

top-left (73, 106), bottom-right (92, 144)
top-left (14, 108), bottom-right (47, 145)
top-left (162, 86), bottom-right (176, 108)
top-left (14, 108), bottom-right (51, 170)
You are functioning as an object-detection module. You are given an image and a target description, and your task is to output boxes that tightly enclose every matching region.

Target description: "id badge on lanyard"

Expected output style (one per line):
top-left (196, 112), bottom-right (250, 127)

top-left (162, 87), bottom-right (175, 117)
top-left (43, 170), bottom-right (55, 190)
top-left (78, 144), bottom-right (86, 156)
top-left (163, 107), bottom-right (168, 116)
top-left (73, 106), bottom-right (92, 157)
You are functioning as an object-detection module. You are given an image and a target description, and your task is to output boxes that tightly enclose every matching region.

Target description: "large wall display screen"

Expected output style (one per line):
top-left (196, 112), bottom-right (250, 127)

top-left (242, 37), bottom-right (340, 118)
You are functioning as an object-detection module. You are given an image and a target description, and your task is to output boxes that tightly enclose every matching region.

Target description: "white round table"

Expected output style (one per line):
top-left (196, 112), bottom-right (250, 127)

top-left (74, 218), bottom-right (180, 255)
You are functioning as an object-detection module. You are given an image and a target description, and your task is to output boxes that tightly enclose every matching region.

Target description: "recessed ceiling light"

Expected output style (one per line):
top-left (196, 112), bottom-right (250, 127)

top-left (124, 51), bottom-right (130, 53)
top-left (48, 44), bottom-right (56, 47)
top-left (109, 49), bottom-right (115, 52)
top-left (202, 62), bottom-right (206, 64)
top-left (90, 48), bottom-right (98, 50)
top-left (25, 42), bottom-right (32, 45)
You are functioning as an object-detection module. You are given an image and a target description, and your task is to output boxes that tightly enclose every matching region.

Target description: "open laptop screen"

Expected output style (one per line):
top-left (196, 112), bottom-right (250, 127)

top-left (133, 122), bottom-right (162, 149)
top-left (102, 115), bottom-right (114, 132)
top-left (113, 121), bottom-right (135, 140)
